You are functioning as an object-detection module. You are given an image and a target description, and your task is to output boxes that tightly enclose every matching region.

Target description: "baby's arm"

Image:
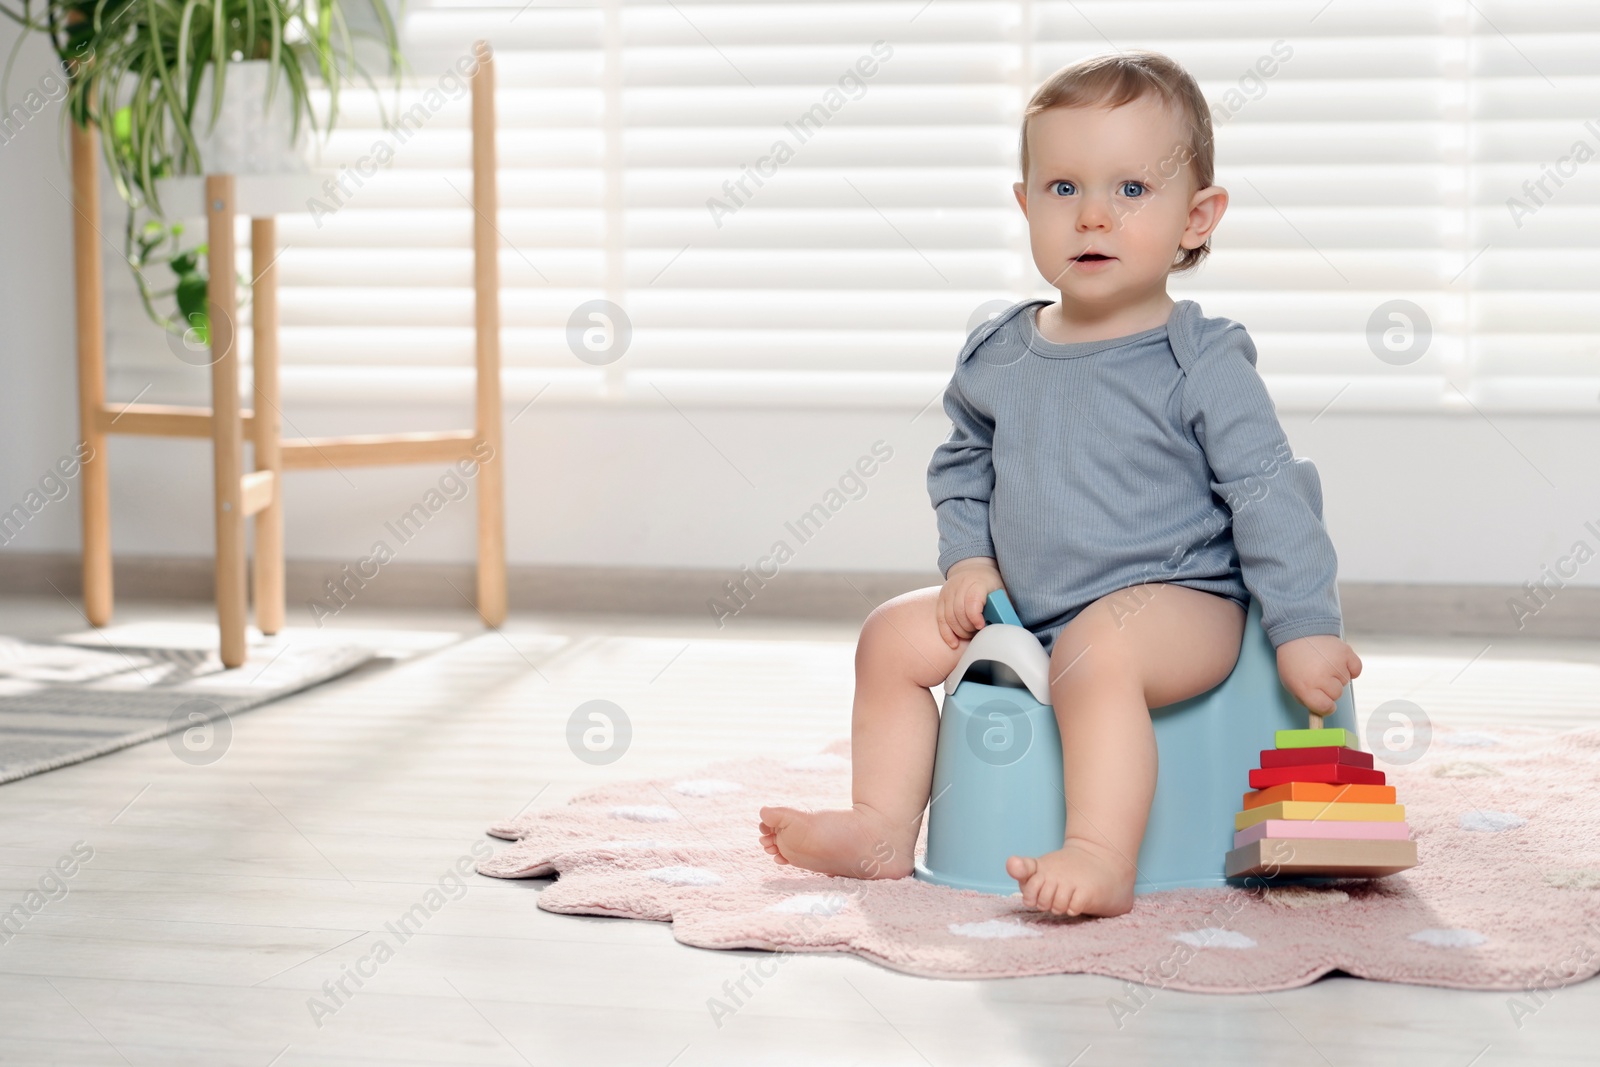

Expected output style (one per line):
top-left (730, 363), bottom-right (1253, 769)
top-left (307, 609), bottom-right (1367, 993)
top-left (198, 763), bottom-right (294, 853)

top-left (1179, 322), bottom-right (1362, 714)
top-left (927, 368), bottom-right (1006, 648)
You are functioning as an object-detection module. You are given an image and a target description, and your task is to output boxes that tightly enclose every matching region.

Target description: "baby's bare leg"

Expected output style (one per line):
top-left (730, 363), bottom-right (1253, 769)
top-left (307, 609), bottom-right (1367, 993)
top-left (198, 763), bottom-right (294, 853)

top-left (758, 587), bottom-right (962, 879)
top-left (1007, 584), bottom-right (1246, 916)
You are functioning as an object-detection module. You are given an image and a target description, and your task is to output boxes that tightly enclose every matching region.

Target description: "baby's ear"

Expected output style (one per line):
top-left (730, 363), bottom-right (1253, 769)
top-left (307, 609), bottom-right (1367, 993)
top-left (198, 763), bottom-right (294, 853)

top-left (1012, 181), bottom-right (1028, 215)
top-left (1183, 185), bottom-right (1228, 247)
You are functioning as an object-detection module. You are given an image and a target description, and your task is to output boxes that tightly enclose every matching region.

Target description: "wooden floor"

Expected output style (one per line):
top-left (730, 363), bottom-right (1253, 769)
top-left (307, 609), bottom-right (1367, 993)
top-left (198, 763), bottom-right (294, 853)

top-left (1, 592), bottom-right (1597, 1066)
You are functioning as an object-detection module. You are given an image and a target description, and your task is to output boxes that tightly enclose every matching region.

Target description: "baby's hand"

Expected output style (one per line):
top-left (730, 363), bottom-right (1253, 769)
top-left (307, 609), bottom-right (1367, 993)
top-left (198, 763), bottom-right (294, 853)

top-left (937, 558), bottom-right (1005, 649)
top-left (1275, 635), bottom-right (1363, 715)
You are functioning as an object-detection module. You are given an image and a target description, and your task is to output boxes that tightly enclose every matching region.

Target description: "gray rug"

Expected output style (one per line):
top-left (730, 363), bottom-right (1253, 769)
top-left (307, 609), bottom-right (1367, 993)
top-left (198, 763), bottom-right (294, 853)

top-left (0, 630), bottom-right (375, 783)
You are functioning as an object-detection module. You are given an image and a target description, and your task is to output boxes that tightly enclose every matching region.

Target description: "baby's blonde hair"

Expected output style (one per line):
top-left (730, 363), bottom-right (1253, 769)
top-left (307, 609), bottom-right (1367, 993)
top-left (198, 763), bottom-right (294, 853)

top-left (1020, 50), bottom-right (1215, 273)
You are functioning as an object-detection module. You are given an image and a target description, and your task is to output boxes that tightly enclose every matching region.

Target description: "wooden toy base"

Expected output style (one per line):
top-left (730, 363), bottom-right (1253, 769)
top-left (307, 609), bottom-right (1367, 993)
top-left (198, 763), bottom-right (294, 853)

top-left (1225, 837), bottom-right (1418, 879)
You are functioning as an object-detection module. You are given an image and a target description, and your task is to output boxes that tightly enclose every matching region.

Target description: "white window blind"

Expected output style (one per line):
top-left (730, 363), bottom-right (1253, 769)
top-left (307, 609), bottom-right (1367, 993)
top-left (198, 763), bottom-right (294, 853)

top-left (121, 0), bottom-right (1596, 413)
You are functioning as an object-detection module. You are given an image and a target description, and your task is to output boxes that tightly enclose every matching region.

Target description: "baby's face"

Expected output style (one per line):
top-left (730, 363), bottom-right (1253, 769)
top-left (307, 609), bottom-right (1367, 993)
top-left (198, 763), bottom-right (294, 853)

top-left (1013, 96), bottom-right (1224, 307)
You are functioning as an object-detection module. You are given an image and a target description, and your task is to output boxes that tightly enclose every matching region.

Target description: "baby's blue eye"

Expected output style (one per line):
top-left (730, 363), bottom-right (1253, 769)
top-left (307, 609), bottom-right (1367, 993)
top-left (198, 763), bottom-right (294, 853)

top-left (1121, 181), bottom-right (1147, 197)
top-left (1049, 180), bottom-right (1076, 196)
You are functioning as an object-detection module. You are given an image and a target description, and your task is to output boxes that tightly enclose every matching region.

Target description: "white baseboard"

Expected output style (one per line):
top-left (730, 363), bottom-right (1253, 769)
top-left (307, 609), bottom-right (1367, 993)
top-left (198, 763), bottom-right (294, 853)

top-left (0, 552), bottom-right (1593, 639)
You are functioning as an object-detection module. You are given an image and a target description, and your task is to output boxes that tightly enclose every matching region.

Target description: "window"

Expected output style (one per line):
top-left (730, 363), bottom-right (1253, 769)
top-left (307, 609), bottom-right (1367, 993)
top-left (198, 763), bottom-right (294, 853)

top-left (106, 0), bottom-right (1596, 414)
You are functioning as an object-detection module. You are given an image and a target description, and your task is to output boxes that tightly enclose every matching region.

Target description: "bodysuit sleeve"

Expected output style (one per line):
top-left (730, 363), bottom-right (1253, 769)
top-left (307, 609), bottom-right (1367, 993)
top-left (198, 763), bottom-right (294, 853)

top-left (926, 363), bottom-right (997, 577)
top-left (1179, 322), bottom-right (1345, 648)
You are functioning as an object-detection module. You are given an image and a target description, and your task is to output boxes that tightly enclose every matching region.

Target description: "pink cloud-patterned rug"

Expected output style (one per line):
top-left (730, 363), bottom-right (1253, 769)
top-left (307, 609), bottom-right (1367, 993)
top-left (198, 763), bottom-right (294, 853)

top-left (479, 726), bottom-right (1600, 994)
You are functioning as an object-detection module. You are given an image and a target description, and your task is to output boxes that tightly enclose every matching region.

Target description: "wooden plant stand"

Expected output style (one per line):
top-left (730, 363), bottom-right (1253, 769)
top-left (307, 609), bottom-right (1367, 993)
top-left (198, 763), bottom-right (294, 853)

top-left (70, 41), bottom-right (507, 667)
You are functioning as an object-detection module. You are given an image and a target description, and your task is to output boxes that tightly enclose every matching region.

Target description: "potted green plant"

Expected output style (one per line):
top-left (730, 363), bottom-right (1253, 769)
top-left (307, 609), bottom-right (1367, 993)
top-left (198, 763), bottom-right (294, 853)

top-left (3, 0), bottom-right (401, 340)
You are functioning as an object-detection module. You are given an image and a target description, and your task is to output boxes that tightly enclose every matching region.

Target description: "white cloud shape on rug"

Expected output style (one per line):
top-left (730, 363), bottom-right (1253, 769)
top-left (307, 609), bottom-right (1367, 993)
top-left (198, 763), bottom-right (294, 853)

top-left (1545, 869), bottom-right (1600, 890)
top-left (785, 753), bottom-right (851, 772)
top-left (674, 779), bottom-right (744, 796)
top-left (1172, 928), bottom-right (1257, 949)
top-left (1409, 928), bottom-right (1488, 948)
top-left (1434, 762), bottom-right (1501, 779)
top-left (610, 805), bottom-right (681, 822)
top-left (1460, 810), bottom-right (1527, 832)
top-left (767, 893), bottom-right (850, 916)
top-left (1437, 732), bottom-right (1502, 747)
top-left (645, 865), bottom-right (724, 886)
top-left (949, 919), bottom-right (1042, 940)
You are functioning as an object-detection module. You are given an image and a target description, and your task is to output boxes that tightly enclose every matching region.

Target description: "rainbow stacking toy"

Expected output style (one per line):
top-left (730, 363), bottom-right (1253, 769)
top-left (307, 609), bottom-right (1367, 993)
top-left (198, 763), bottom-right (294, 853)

top-left (1224, 722), bottom-right (1418, 880)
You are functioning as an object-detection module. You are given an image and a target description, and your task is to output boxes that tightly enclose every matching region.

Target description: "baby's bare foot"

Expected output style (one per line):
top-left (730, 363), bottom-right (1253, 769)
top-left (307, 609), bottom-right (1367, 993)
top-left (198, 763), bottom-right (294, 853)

top-left (1006, 839), bottom-right (1136, 917)
top-left (757, 803), bottom-right (914, 880)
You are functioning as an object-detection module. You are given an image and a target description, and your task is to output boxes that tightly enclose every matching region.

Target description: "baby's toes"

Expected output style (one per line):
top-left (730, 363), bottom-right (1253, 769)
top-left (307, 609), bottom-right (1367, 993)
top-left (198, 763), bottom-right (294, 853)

top-left (1048, 882), bottom-right (1078, 916)
top-left (1007, 857), bottom-right (1041, 903)
top-left (1021, 872), bottom-right (1053, 911)
top-left (1006, 855), bottom-right (1037, 885)
top-left (758, 805), bottom-right (794, 829)
top-left (1017, 870), bottom-right (1043, 908)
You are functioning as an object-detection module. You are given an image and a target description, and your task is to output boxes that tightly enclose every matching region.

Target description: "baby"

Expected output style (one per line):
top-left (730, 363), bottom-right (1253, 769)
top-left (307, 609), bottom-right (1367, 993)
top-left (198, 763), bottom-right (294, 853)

top-left (758, 50), bottom-right (1363, 918)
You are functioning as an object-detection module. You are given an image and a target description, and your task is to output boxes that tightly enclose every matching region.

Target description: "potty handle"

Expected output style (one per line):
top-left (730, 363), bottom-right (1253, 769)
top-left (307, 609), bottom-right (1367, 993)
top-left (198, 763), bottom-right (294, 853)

top-left (942, 590), bottom-right (1052, 705)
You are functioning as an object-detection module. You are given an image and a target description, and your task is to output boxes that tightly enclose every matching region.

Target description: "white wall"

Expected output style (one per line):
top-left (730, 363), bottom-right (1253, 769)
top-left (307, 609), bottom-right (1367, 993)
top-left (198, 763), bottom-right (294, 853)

top-left (1, 25), bottom-right (84, 561)
top-left (5, 23), bottom-right (1598, 594)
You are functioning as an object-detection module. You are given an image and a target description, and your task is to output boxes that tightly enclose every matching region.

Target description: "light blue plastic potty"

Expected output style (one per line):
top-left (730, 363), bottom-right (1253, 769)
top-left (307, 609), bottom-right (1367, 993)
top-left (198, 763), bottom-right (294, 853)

top-left (914, 590), bottom-right (1357, 896)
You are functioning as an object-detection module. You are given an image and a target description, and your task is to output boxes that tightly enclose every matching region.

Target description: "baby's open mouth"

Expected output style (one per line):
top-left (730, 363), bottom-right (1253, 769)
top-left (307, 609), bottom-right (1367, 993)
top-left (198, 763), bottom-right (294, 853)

top-left (1073, 253), bottom-right (1114, 262)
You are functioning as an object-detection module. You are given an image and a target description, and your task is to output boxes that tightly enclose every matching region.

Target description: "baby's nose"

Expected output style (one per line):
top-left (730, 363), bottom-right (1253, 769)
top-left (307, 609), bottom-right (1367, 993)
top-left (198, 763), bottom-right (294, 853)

top-left (1076, 200), bottom-right (1115, 229)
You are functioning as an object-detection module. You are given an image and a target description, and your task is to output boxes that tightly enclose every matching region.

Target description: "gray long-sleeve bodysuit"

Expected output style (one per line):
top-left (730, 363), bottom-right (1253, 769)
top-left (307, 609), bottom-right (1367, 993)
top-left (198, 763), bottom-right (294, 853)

top-left (926, 298), bottom-right (1344, 654)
